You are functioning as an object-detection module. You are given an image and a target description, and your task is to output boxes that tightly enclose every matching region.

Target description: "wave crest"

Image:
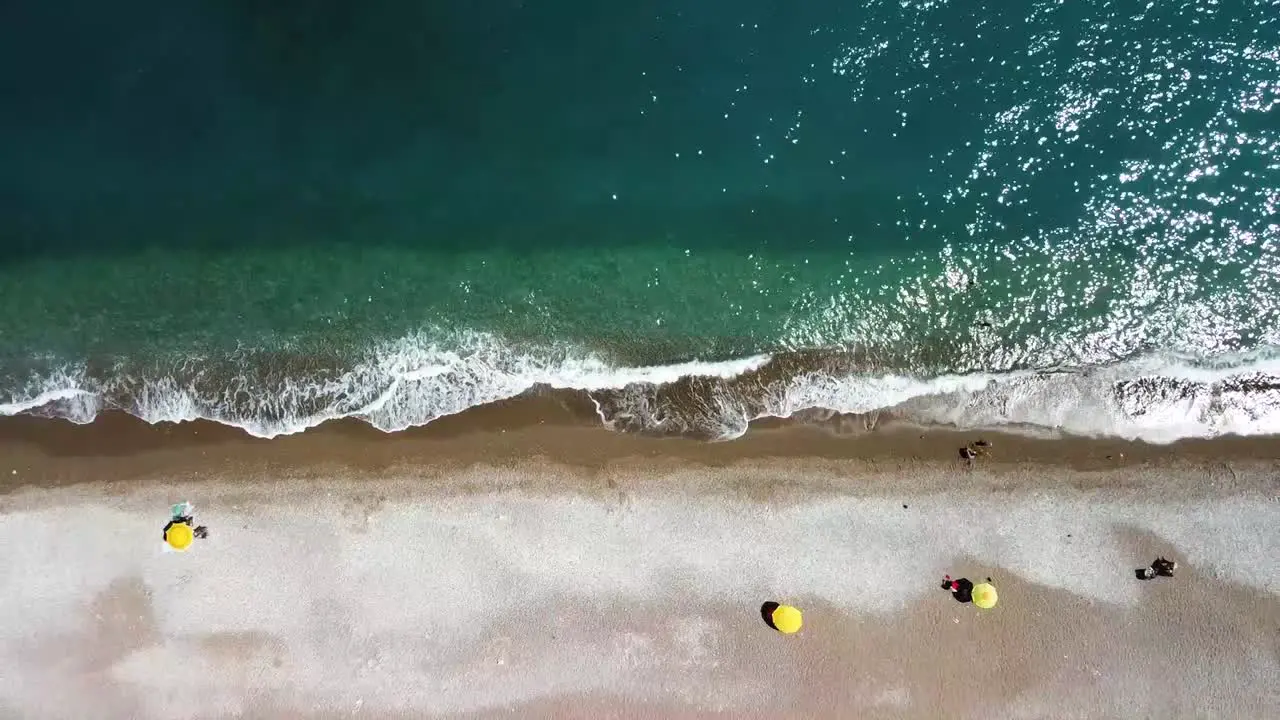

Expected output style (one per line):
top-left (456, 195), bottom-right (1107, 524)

top-left (2, 333), bottom-right (1279, 443)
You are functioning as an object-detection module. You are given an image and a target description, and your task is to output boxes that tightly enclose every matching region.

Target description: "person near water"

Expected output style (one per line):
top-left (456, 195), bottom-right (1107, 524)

top-left (959, 439), bottom-right (991, 464)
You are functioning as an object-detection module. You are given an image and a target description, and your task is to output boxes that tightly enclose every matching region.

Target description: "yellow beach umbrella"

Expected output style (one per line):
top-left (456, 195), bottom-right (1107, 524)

top-left (972, 582), bottom-right (998, 609)
top-left (772, 604), bottom-right (803, 634)
top-left (164, 521), bottom-right (195, 551)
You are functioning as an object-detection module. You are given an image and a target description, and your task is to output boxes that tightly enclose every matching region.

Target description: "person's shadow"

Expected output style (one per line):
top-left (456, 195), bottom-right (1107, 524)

top-left (760, 601), bottom-right (780, 630)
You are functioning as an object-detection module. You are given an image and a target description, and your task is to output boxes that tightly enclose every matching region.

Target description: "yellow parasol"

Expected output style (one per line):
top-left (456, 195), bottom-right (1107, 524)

top-left (971, 582), bottom-right (998, 609)
top-left (771, 604), bottom-right (803, 634)
top-left (164, 521), bottom-right (195, 551)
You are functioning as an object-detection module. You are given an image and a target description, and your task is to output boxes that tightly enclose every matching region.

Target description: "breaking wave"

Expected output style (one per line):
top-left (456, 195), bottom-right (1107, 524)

top-left (2, 330), bottom-right (1279, 443)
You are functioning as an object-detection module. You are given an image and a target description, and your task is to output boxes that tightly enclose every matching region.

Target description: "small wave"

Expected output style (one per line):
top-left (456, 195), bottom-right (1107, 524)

top-left (0, 332), bottom-right (770, 438)
top-left (589, 349), bottom-right (1280, 442)
top-left (2, 332), bottom-right (1279, 443)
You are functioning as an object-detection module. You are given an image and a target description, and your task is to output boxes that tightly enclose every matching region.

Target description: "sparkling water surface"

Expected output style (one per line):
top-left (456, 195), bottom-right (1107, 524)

top-left (1, 0), bottom-right (1277, 437)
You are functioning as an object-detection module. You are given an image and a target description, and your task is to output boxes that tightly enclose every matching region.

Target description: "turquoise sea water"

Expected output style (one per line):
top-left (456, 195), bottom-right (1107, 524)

top-left (2, 0), bottom-right (1279, 438)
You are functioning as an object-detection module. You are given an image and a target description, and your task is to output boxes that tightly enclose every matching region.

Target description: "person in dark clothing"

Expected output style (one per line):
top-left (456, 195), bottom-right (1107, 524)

top-left (942, 575), bottom-right (974, 603)
top-left (1136, 557), bottom-right (1177, 580)
top-left (165, 512), bottom-right (209, 542)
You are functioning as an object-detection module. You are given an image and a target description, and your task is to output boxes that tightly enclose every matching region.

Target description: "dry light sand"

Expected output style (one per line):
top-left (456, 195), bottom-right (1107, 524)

top-left (0, 411), bottom-right (1277, 719)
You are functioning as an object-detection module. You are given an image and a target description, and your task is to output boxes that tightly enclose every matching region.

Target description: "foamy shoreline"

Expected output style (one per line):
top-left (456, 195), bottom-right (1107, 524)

top-left (5, 339), bottom-right (1280, 441)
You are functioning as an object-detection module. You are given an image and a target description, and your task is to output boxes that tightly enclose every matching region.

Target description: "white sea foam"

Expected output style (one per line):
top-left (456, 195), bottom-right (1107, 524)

top-left (0, 332), bottom-right (771, 438)
top-left (890, 357), bottom-right (1280, 442)
top-left (594, 349), bottom-right (1280, 442)
top-left (2, 331), bottom-right (1280, 443)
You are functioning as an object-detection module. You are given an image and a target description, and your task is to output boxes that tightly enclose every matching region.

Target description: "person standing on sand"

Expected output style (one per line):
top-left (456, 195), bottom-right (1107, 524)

top-left (1136, 557), bottom-right (1177, 580)
top-left (942, 575), bottom-right (974, 603)
top-left (165, 501), bottom-right (209, 546)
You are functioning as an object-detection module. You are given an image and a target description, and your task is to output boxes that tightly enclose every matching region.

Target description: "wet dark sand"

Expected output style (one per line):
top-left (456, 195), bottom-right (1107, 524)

top-left (2, 396), bottom-right (1278, 492)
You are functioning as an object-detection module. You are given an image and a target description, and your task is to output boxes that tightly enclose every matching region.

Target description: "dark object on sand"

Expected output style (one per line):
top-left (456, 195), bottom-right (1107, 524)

top-left (942, 576), bottom-right (974, 603)
top-left (961, 439), bottom-right (992, 463)
top-left (1136, 557), bottom-right (1177, 580)
top-left (175, 514), bottom-right (209, 540)
top-left (760, 601), bottom-right (780, 630)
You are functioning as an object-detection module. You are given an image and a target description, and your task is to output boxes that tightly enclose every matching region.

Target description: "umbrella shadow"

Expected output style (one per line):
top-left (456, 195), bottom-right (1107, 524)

top-left (760, 601), bottom-right (780, 630)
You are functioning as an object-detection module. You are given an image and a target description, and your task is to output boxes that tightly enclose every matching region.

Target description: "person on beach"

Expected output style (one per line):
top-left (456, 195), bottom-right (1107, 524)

top-left (942, 575), bottom-right (998, 608)
top-left (959, 439), bottom-right (991, 464)
top-left (164, 501), bottom-right (209, 550)
top-left (1135, 557), bottom-right (1177, 580)
top-left (942, 575), bottom-right (974, 603)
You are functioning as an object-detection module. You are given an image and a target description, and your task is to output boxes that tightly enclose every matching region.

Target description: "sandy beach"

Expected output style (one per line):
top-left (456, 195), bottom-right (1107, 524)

top-left (5, 0), bottom-right (1279, 717)
top-left (1, 407), bottom-right (1278, 719)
